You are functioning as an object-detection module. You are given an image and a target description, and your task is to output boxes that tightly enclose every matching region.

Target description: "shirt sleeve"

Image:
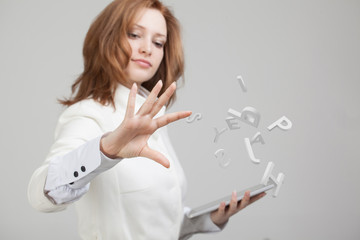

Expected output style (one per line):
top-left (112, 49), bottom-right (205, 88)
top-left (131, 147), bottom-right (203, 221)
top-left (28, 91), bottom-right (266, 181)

top-left (44, 136), bottom-right (121, 205)
top-left (27, 101), bottom-right (120, 212)
top-left (179, 207), bottom-right (227, 240)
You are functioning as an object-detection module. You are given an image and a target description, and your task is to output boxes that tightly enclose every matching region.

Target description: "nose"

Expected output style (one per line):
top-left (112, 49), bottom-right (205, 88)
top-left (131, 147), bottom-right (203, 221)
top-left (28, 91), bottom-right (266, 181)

top-left (139, 38), bottom-right (152, 56)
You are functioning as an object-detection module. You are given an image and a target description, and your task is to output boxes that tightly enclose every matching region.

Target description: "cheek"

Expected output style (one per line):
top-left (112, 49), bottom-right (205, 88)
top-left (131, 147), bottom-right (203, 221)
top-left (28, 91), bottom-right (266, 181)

top-left (127, 40), bottom-right (137, 56)
top-left (155, 50), bottom-right (164, 67)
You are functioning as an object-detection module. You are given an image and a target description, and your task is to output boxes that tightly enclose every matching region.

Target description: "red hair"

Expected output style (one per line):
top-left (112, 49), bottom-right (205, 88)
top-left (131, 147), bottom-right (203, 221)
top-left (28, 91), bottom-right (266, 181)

top-left (60, 0), bottom-right (184, 107)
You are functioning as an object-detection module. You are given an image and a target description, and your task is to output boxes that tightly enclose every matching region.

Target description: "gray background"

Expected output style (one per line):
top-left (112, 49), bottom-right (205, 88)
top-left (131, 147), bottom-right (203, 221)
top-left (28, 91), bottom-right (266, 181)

top-left (1, 0), bottom-right (359, 239)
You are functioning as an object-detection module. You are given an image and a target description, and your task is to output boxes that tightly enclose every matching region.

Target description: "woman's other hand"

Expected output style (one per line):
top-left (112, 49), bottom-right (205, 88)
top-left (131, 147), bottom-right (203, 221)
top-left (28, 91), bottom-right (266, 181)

top-left (100, 80), bottom-right (191, 168)
top-left (210, 191), bottom-right (266, 227)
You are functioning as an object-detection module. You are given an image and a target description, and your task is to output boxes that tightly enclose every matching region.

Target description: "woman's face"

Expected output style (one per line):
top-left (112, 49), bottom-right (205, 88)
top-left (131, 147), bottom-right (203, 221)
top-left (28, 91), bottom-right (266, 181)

top-left (124, 8), bottom-right (167, 87)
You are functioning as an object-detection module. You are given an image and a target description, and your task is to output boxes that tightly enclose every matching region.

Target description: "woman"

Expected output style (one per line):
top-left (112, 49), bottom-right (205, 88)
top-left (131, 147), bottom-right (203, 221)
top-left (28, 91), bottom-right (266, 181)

top-left (28, 0), bottom-right (265, 239)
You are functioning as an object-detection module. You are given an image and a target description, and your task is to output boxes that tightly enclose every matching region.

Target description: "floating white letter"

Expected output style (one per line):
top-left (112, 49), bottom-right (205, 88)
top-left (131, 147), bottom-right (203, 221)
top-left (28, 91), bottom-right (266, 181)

top-left (225, 117), bottom-right (241, 130)
top-left (237, 75), bottom-right (247, 92)
top-left (213, 127), bottom-right (228, 143)
top-left (186, 113), bottom-right (202, 123)
top-left (267, 116), bottom-right (292, 131)
top-left (214, 149), bottom-right (231, 168)
top-left (240, 107), bottom-right (261, 128)
top-left (228, 107), bottom-right (261, 128)
top-left (244, 138), bottom-right (260, 164)
top-left (261, 162), bottom-right (285, 197)
top-left (228, 108), bottom-right (241, 119)
top-left (250, 132), bottom-right (265, 145)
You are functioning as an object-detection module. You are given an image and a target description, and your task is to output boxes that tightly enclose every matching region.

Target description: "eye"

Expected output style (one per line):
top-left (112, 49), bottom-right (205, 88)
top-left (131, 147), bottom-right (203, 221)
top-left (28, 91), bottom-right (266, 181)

top-left (128, 32), bottom-right (140, 39)
top-left (154, 41), bottom-right (164, 48)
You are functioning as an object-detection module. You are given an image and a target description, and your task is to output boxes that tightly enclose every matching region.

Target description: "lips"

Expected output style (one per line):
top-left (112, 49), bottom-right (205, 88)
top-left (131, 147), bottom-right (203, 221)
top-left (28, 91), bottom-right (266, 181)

top-left (132, 59), bottom-right (152, 68)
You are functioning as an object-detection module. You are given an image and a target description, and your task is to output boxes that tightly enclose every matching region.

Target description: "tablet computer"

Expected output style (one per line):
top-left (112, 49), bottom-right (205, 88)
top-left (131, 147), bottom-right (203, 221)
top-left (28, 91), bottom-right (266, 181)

top-left (186, 180), bottom-right (275, 218)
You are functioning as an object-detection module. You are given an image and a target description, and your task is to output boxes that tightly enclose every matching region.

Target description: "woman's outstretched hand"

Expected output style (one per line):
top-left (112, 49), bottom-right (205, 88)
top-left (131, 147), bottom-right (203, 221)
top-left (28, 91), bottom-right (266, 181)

top-left (210, 191), bottom-right (266, 227)
top-left (100, 80), bottom-right (191, 168)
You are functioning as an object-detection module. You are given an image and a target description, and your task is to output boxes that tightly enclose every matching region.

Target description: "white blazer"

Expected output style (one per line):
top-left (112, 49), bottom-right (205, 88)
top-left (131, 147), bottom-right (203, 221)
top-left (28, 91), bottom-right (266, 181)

top-left (28, 84), bottom-right (221, 240)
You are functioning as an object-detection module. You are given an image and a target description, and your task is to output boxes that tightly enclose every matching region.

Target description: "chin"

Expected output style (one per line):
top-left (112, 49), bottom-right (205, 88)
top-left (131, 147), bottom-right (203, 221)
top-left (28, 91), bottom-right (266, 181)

top-left (126, 64), bottom-right (159, 85)
top-left (129, 73), bottom-right (156, 84)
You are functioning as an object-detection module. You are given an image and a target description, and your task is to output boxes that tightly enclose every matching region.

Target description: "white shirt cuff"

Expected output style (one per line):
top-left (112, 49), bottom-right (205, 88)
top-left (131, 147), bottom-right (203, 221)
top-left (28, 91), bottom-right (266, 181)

top-left (44, 135), bottom-right (121, 204)
top-left (179, 207), bottom-right (227, 240)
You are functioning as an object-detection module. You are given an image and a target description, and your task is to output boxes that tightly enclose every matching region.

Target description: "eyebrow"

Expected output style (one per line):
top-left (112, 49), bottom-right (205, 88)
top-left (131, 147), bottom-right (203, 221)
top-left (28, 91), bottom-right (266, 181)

top-left (132, 24), bottom-right (167, 38)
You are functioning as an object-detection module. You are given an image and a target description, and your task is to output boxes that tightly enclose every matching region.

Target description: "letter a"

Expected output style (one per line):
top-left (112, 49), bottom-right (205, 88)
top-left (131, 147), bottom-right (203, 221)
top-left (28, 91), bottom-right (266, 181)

top-left (250, 132), bottom-right (265, 145)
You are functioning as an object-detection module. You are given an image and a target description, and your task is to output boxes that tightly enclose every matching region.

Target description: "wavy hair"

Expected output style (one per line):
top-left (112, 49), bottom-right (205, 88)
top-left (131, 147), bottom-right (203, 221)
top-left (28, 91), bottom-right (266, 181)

top-left (60, 0), bottom-right (184, 108)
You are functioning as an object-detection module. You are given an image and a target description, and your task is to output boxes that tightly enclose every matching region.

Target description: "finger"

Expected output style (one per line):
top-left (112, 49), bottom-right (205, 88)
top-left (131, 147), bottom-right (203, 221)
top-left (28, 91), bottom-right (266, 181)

top-left (137, 80), bottom-right (163, 116)
top-left (217, 201), bottom-right (226, 216)
top-left (150, 82), bottom-right (176, 117)
top-left (249, 192), bottom-right (266, 205)
top-left (139, 145), bottom-right (170, 168)
top-left (155, 111), bottom-right (192, 128)
top-left (125, 83), bottom-right (138, 118)
top-left (228, 191), bottom-right (238, 214)
top-left (238, 190), bottom-right (251, 210)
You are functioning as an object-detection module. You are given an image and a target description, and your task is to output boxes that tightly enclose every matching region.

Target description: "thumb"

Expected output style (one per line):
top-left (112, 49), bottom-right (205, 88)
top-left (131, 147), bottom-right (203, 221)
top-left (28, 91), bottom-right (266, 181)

top-left (140, 145), bottom-right (170, 168)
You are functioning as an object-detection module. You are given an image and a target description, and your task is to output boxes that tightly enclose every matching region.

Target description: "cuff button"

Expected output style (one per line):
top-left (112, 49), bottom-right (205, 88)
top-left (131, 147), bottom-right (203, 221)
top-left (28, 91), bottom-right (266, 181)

top-left (81, 166), bottom-right (86, 172)
top-left (74, 171), bottom-right (79, 178)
